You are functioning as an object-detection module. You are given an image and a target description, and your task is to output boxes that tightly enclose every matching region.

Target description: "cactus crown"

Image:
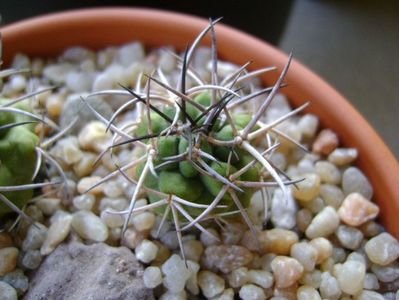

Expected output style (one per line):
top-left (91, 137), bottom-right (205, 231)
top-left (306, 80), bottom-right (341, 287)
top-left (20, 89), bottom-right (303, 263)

top-left (83, 19), bottom-right (308, 259)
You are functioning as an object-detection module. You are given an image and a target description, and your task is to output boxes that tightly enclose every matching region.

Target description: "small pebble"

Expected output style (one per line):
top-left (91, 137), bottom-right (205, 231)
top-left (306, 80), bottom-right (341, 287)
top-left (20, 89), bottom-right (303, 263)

top-left (78, 121), bottom-right (112, 152)
top-left (365, 232), bottom-right (399, 266)
top-left (0, 269), bottom-right (29, 296)
top-left (338, 193), bottom-right (379, 226)
top-left (270, 256), bottom-right (304, 288)
top-left (45, 93), bottom-right (64, 118)
top-left (159, 290), bottom-right (187, 300)
top-left (133, 239), bottom-right (157, 264)
top-left (371, 261), bottom-right (399, 283)
top-left (212, 288), bottom-right (234, 300)
top-left (185, 260), bottom-right (200, 295)
top-left (259, 228), bottom-right (298, 255)
top-left (35, 197), bottom-right (61, 216)
top-left (328, 148), bottom-right (358, 166)
top-left (100, 209), bottom-right (125, 228)
top-left (342, 167), bottom-right (373, 199)
top-left (221, 222), bottom-right (245, 245)
top-left (319, 184), bottom-right (345, 209)
top-left (143, 266), bottom-right (163, 288)
top-left (271, 189), bottom-right (298, 229)
top-left (335, 225), bottom-right (364, 250)
top-left (305, 206), bottom-right (340, 239)
top-left (198, 270), bottom-right (225, 298)
top-left (0, 247), bottom-right (19, 276)
top-left (354, 290), bottom-right (385, 300)
top-left (41, 215), bottom-right (72, 255)
top-left (0, 232), bottom-right (13, 249)
top-left (297, 114), bottom-right (318, 139)
top-left (132, 212), bottom-right (156, 232)
top-left (73, 194), bottom-right (96, 211)
top-left (22, 223), bottom-right (47, 251)
top-left (227, 267), bottom-right (248, 288)
top-left (296, 285), bottom-right (321, 300)
top-left (182, 240), bottom-right (204, 262)
top-left (336, 260), bottom-right (366, 295)
top-left (296, 209), bottom-right (313, 233)
top-left (72, 152), bottom-right (97, 177)
top-left (247, 269), bottom-right (273, 288)
top-left (290, 242), bottom-right (318, 271)
top-left (122, 227), bottom-right (145, 249)
top-left (162, 254), bottom-right (191, 293)
top-left (292, 173), bottom-right (321, 202)
top-left (363, 272), bottom-right (380, 290)
top-left (203, 245), bottom-right (253, 274)
top-left (0, 281), bottom-right (17, 300)
top-left (309, 237), bottom-right (333, 264)
top-left (21, 250), bottom-right (42, 270)
top-left (314, 161), bottom-right (341, 184)
top-left (71, 210), bottom-right (109, 242)
top-left (239, 284), bottom-right (266, 300)
top-left (319, 272), bottom-right (341, 300)
top-left (299, 269), bottom-right (322, 289)
top-left (77, 176), bottom-right (104, 195)
top-left (312, 129), bottom-right (339, 155)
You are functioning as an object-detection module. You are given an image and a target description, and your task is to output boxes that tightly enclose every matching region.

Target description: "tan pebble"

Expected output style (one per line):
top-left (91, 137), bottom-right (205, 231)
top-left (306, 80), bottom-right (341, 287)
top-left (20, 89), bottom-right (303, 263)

top-left (0, 247), bottom-right (19, 276)
top-left (240, 230), bottom-right (260, 252)
top-left (292, 173), bottom-right (321, 202)
top-left (309, 237), bottom-right (333, 264)
top-left (359, 221), bottom-right (384, 238)
top-left (73, 152), bottom-right (97, 177)
top-left (153, 241), bottom-right (171, 265)
top-left (315, 161), bottom-right (341, 184)
top-left (259, 228), bottom-right (298, 255)
top-left (0, 232), bottom-right (13, 249)
top-left (132, 212), bottom-right (156, 232)
top-left (297, 285), bottom-right (321, 300)
top-left (35, 197), bottom-right (61, 216)
top-left (338, 193), bottom-right (379, 226)
top-left (77, 176), bottom-right (104, 195)
top-left (122, 227), bottom-right (146, 249)
top-left (227, 267), bottom-right (248, 288)
top-left (271, 256), bottom-right (304, 288)
top-left (46, 93), bottom-right (64, 118)
top-left (297, 114), bottom-right (319, 139)
top-left (198, 270), bottom-right (225, 298)
top-left (100, 209), bottom-right (124, 228)
top-left (182, 240), bottom-right (204, 262)
top-left (365, 232), bottom-right (399, 266)
top-left (212, 288), bottom-right (234, 300)
top-left (296, 209), bottom-right (313, 233)
top-left (71, 210), bottom-right (108, 242)
top-left (41, 215), bottom-right (72, 255)
top-left (299, 270), bottom-right (322, 289)
top-left (328, 147), bottom-right (358, 166)
top-left (312, 129), bottom-right (339, 155)
top-left (336, 260), bottom-right (365, 295)
top-left (78, 121), bottom-right (112, 152)
top-left (305, 206), bottom-right (340, 239)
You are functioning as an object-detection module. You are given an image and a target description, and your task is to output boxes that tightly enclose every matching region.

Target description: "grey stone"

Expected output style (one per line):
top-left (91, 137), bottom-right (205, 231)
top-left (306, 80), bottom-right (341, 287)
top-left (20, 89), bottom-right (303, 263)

top-left (24, 240), bottom-right (154, 300)
top-left (59, 94), bottom-right (114, 134)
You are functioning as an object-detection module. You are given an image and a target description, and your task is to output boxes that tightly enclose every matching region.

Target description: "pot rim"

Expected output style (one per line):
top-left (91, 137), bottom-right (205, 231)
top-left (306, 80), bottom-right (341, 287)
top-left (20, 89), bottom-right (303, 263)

top-left (1, 7), bottom-right (399, 237)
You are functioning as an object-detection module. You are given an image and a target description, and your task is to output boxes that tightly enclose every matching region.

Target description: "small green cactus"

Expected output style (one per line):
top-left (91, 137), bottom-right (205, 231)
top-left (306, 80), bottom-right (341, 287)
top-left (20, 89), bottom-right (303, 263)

top-left (0, 99), bottom-right (39, 218)
top-left (83, 18), bottom-right (308, 259)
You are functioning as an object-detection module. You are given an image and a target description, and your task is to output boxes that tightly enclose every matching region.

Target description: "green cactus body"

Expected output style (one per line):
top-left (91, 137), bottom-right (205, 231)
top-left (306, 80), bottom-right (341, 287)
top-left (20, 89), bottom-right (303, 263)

top-left (0, 99), bottom-right (39, 217)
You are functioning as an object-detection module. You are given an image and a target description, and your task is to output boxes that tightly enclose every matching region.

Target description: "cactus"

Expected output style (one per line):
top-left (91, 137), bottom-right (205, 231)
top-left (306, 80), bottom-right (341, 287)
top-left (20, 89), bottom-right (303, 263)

top-left (81, 19), bottom-right (308, 259)
top-left (0, 41), bottom-right (73, 225)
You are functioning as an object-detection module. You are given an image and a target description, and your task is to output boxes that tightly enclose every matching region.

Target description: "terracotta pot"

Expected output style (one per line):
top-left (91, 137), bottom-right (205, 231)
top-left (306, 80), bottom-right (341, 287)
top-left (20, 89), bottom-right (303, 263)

top-left (2, 8), bottom-right (398, 237)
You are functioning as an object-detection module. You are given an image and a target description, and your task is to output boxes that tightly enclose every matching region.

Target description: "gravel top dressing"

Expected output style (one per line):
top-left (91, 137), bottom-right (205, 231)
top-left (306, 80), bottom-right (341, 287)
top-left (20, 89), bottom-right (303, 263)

top-left (0, 22), bottom-right (398, 300)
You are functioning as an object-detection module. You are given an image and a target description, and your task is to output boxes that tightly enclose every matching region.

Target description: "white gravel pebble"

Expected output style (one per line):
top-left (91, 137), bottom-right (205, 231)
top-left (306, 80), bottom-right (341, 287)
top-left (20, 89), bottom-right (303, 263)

top-left (0, 281), bottom-right (17, 300)
top-left (305, 206), bottom-right (340, 239)
top-left (238, 284), bottom-right (266, 300)
top-left (198, 270), bottom-right (225, 298)
top-left (296, 285), bottom-right (321, 300)
top-left (290, 242), bottom-right (318, 271)
top-left (335, 225), bottom-right (364, 250)
top-left (247, 269), bottom-right (273, 288)
top-left (135, 240), bottom-right (158, 264)
top-left (22, 223), bottom-right (47, 251)
top-left (143, 266), bottom-right (163, 288)
top-left (159, 290), bottom-right (187, 300)
top-left (41, 215), bottom-right (72, 255)
top-left (162, 254), bottom-right (191, 293)
top-left (71, 210), bottom-right (109, 242)
top-left (365, 232), bottom-right (399, 266)
top-left (271, 189), bottom-right (298, 229)
top-left (342, 167), bottom-right (373, 199)
top-left (354, 290), bottom-right (385, 300)
top-left (72, 194), bottom-right (95, 211)
top-left (336, 260), bottom-right (366, 295)
top-left (328, 147), bottom-right (358, 166)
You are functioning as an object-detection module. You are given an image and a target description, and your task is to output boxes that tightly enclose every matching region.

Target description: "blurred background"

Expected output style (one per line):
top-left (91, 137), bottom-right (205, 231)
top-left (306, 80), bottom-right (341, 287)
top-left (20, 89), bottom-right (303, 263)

top-left (1, 0), bottom-right (398, 158)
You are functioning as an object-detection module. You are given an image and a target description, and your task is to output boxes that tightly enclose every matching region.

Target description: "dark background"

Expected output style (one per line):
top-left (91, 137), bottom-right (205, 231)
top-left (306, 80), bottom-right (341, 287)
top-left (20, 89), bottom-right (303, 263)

top-left (1, 0), bottom-right (398, 158)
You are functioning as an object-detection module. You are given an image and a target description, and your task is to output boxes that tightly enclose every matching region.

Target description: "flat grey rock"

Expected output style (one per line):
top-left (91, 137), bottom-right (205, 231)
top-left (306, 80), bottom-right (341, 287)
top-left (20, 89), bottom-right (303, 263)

top-left (24, 240), bottom-right (154, 300)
